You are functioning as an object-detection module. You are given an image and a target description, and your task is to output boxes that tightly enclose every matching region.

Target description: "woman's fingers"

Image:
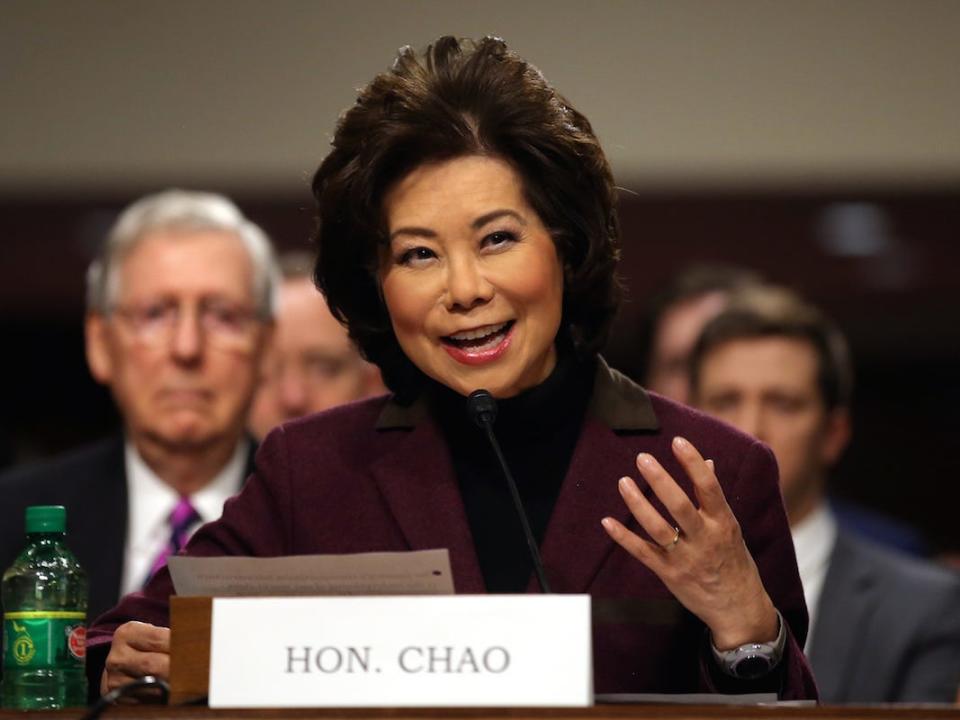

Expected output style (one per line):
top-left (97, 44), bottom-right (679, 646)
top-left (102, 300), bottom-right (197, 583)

top-left (123, 623), bottom-right (170, 654)
top-left (605, 439), bottom-right (779, 648)
top-left (618, 438), bottom-right (727, 544)
top-left (634, 452), bottom-right (703, 536)
top-left (104, 650), bottom-right (169, 685)
top-left (671, 436), bottom-right (729, 517)
top-left (101, 622), bottom-right (171, 699)
top-left (617, 475), bottom-right (683, 548)
top-left (601, 516), bottom-right (665, 573)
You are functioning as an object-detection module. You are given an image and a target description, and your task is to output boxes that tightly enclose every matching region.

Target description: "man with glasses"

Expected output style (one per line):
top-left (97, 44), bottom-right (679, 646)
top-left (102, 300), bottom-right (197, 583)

top-left (0, 190), bottom-right (278, 627)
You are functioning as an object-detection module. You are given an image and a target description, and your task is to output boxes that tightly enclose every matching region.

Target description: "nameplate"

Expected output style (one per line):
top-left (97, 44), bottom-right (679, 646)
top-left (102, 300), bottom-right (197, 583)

top-left (208, 595), bottom-right (592, 707)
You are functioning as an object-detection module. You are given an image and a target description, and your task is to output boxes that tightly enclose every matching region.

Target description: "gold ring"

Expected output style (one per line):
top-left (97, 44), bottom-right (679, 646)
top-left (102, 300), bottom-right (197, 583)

top-left (664, 526), bottom-right (681, 551)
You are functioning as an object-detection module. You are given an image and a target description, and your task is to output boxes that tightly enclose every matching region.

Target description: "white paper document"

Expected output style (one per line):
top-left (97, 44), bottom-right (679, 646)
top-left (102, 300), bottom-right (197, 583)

top-left (167, 548), bottom-right (454, 597)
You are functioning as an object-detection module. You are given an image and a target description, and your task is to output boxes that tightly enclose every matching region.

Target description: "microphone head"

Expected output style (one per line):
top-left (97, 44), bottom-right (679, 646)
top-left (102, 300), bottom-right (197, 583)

top-left (466, 389), bottom-right (497, 427)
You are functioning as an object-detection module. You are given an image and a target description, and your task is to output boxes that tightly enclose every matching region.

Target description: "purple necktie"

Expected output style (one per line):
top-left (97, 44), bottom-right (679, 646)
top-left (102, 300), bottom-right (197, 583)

top-left (145, 496), bottom-right (200, 585)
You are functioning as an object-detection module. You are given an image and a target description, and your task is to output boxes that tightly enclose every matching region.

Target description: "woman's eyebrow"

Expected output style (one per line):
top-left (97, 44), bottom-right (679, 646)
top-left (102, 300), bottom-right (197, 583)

top-left (389, 226), bottom-right (436, 242)
top-left (390, 209), bottom-right (526, 241)
top-left (472, 209), bottom-right (526, 229)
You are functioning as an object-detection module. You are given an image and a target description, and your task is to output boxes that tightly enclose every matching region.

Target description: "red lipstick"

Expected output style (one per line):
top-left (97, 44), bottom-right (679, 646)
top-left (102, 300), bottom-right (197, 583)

top-left (441, 322), bottom-right (514, 365)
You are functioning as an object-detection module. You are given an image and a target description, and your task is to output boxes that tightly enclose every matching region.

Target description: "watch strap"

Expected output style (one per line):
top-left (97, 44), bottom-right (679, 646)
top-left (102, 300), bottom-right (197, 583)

top-left (710, 608), bottom-right (786, 680)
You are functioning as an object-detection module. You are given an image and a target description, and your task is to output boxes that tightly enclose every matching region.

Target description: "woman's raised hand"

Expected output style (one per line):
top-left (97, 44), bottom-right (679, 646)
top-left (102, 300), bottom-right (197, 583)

top-left (601, 436), bottom-right (778, 650)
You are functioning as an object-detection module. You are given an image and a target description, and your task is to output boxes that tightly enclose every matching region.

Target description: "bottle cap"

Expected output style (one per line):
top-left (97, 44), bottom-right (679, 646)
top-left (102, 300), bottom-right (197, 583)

top-left (25, 505), bottom-right (66, 534)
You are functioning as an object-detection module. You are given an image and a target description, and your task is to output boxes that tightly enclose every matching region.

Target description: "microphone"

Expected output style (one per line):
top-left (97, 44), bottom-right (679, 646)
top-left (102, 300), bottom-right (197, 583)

top-left (466, 390), bottom-right (552, 593)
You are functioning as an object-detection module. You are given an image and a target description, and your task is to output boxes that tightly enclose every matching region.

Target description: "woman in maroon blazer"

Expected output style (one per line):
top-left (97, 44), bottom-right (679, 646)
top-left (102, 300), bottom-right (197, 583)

top-left (88, 37), bottom-right (817, 700)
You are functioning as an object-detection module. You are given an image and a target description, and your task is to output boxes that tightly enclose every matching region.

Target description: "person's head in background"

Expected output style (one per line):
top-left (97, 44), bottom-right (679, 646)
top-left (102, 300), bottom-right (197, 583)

top-left (644, 264), bottom-right (762, 404)
top-left (248, 251), bottom-right (384, 440)
top-left (690, 286), bottom-right (853, 525)
top-left (85, 189), bottom-right (278, 492)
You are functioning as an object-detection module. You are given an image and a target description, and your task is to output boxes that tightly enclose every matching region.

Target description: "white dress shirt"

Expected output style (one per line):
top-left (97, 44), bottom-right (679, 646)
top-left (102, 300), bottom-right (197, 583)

top-left (790, 502), bottom-right (838, 653)
top-left (120, 440), bottom-right (249, 595)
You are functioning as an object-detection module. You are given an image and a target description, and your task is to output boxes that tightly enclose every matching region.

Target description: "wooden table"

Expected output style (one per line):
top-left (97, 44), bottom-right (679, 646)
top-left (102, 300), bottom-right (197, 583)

top-left (3, 703), bottom-right (960, 720)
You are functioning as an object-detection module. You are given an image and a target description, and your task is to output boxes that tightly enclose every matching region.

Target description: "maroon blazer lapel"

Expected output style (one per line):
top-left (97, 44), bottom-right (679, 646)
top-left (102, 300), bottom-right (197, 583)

top-left (537, 417), bottom-right (642, 593)
top-left (370, 360), bottom-right (659, 597)
top-left (537, 360), bottom-right (662, 594)
top-left (370, 406), bottom-right (485, 594)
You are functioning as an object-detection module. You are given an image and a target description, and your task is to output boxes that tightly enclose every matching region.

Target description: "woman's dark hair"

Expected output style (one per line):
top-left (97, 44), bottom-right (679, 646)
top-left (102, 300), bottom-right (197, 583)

top-left (312, 35), bottom-right (620, 399)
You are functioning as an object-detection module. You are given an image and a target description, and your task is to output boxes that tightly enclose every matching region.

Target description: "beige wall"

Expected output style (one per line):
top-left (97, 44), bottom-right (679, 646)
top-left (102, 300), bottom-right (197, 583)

top-left (3, 0), bottom-right (959, 193)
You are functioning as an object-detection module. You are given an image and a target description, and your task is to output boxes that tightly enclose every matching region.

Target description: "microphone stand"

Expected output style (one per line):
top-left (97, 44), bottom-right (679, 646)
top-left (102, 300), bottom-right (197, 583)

top-left (467, 389), bottom-right (552, 593)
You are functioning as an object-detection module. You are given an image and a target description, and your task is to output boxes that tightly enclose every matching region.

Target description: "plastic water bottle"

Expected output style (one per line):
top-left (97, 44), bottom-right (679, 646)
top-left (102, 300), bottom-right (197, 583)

top-left (1, 506), bottom-right (88, 709)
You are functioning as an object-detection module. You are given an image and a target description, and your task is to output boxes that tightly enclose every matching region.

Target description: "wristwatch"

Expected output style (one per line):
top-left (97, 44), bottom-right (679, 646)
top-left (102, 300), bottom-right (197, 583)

top-left (710, 609), bottom-right (786, 680)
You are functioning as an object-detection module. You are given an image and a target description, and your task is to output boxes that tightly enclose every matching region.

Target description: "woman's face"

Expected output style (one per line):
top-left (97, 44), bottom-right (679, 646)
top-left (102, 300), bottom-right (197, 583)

top-left (379, 155), bottom-right (564, 398)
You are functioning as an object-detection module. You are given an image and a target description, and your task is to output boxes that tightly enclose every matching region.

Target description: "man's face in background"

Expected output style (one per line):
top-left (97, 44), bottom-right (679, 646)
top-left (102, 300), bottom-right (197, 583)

top-left (85, 229), bottom-right (271, 453)
top-left (646, 291), bottom-right (729, 405)
top-left (248, 277), bottom-right (383, 439)
top-left (694, 336), bottom-right (849, 524)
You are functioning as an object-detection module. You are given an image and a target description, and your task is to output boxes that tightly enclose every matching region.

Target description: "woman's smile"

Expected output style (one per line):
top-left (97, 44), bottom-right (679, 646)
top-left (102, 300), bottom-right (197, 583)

top-left (440, 320), bottom-right (515, 365)
top-left (379, 155), bottom-right (564, 398)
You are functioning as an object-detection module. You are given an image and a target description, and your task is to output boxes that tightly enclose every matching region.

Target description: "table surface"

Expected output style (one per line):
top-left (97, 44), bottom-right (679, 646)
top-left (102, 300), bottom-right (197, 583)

top-left (3, 703), bottom-right (960, 720)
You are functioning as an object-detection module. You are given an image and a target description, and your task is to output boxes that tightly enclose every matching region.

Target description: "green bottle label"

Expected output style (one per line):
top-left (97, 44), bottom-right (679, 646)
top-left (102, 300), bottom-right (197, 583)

top-left (3, 612), bottom-right (86, 670)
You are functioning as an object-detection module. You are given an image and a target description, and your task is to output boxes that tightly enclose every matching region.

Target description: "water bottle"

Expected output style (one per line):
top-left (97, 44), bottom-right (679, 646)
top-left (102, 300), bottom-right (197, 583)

top-left (1, 505), bottom-right (88, 709)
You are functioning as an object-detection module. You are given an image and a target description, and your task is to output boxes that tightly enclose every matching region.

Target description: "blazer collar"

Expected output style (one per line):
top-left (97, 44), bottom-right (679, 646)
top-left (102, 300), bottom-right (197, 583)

top-left (370, 357), bottom-right (661, 595)
top-left (537, 361), bottom-right (661, 593)
top-left (367, 414), bottom-right (486, 593)
top-left (375, 356), bottom-right (659, 433)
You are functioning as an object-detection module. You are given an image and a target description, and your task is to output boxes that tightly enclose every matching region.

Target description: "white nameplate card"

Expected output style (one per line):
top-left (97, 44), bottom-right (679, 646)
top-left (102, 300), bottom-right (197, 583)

top-left (208, 595), bottom-right (592, 707)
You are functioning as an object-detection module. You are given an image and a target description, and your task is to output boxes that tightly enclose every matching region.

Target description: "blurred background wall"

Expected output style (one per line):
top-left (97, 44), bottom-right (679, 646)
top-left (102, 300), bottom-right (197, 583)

top-left (2, 0), bottom-right (958, 550)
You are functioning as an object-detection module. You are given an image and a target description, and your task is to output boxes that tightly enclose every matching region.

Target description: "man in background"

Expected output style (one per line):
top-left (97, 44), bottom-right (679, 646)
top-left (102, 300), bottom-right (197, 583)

top-left (0, 190), bottom-right (278, 624)
top-left (247, 251), bottom-right (384, 440)
top-left (646, 263), bottom-right (929, 556)
top-left (690, 286), bottom-right (960, 702)
top-left (643, 264), bottom-right (761, 405)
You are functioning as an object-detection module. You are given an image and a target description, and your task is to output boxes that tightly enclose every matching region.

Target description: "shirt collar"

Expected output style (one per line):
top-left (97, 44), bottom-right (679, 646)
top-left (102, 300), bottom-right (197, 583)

top-left (374, 356), bottom-right (659, 432)
top-left (125, 437), bottom-right (250, 532)
top-left (791, 501), bottom-right (838, 580)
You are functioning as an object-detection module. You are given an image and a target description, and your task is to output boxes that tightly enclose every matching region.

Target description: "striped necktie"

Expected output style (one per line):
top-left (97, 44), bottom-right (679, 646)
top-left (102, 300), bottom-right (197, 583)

top-left (144, 496), bottom-right (200, 586)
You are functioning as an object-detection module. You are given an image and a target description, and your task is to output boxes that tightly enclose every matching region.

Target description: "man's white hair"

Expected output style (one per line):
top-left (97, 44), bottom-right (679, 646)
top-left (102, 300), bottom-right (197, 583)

top-left (86, 189), bottom-right (280, 318)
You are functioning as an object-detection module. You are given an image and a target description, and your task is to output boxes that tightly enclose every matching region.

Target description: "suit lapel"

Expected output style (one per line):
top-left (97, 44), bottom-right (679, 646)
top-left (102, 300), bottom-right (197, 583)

top-left (807, 532), bottom-right (878, 701)
top-left (536, 416), bottom-right (646, 593)
top-left (537, 362), bottom-right (661, 594)
top-left (368, 360), bottom-right (659, 597)
top-left (68, 436), bottom-right (128, 621)
top-left (368, 416), bottom-right (485, 594)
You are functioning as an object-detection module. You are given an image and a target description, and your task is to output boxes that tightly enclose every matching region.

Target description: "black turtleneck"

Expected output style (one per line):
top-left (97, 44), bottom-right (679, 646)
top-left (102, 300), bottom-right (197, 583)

top-left (427, 352), bottom-right (596, 593)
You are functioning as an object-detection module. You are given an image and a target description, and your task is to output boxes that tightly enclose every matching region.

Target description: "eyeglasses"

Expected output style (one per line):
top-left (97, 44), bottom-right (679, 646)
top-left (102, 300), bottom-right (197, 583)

top-left (110, 298), bottom-right (262, 350)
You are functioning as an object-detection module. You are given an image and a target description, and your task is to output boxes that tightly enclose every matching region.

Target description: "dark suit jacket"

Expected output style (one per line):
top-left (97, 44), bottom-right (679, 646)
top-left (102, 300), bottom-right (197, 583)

top-left (809, 530), bottom-right (960, 702)
top-left (87, 362), bottom-right (817, 699)
top-left (0, 436), bottom-right (128, 623)
top-left (0, 435), bottom-right (255, 677)
top-left (830, 498), bottom-right (930, 557)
